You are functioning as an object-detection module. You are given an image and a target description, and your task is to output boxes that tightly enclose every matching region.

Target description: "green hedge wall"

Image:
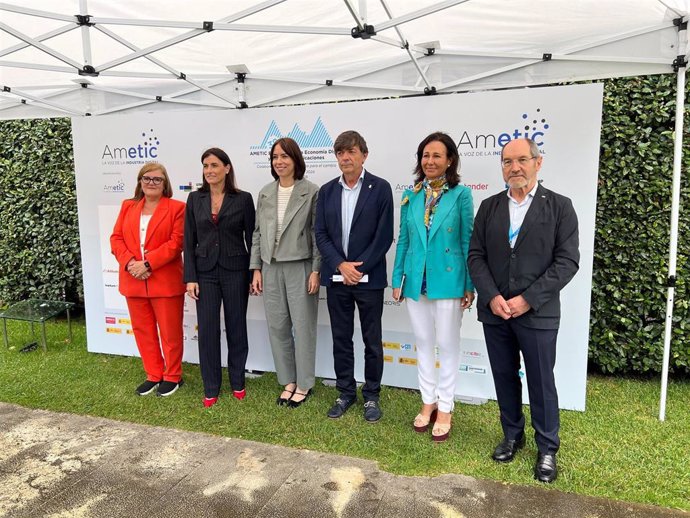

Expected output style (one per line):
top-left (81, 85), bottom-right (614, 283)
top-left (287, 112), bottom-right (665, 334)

top-left (0, 75), bottom-right (688, 374)
top-left (591, 75), bottom-right (689, 374)
top-left (0, 118), bottom-right (82, 305)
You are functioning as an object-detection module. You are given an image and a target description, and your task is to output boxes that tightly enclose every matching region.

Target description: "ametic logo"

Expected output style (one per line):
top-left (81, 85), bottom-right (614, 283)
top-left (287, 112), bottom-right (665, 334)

top-left (519, 109), bottom-right (549, 145)
top-left (457, 108), bottom-right (551, 155)
top-left (101, 128), bottom-right (161, 165)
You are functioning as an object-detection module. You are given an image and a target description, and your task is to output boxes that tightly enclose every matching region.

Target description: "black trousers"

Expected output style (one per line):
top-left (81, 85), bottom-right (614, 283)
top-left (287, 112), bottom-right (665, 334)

top-left (326, 284), bottom-right (384, 402)
top-left (483, 320), bottom-right (560, 454)
top-left (196, 265), bottom-right (249, 398)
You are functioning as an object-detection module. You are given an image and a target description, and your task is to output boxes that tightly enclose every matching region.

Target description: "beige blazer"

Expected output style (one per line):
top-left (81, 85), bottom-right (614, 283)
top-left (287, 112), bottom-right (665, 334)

top-left (250, 178), bottom-right (321, 272)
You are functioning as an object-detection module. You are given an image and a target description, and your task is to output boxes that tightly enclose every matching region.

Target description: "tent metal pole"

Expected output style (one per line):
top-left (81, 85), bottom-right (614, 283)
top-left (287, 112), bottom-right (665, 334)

top-left (0, 24), bottom-right (75, 58)
top-left (438, 48), bottom-right (667, 65)
top-left (343, 0), bottom-right (364, 30)
top-left (1, 86), bottom-right (83, 115)
top-left (377, 0), bottom-right (469, 32)
top-left (250, 55), bottom-right (411, 107)
top-left (440, 21), bottom-right (675, 92)
top-left (0, 3), bottom-right (74, 22)
top-left (217, 0), bottom-right (286, 23)
top-left (79, 0), bottom-right (93, 68)
top-left (0, 21), bottom-right (81, 69)
top-left (659, 20), bottom-right (687, 422)
top-left (95, 31), bottom-right (204, 73)
top-left (379, 0), bottom-right (433, 90)
top-left (94, 25), bottom-right (238, 108)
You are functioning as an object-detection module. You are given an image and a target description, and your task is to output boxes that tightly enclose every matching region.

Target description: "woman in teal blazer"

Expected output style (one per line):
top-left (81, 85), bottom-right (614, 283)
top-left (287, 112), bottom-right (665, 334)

top-left (392, 132), bottom-right (475, 442)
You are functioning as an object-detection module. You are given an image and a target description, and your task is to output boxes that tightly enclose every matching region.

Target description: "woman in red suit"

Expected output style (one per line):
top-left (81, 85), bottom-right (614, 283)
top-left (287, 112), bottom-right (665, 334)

top-left (110, 162), bottom-right (186, 397)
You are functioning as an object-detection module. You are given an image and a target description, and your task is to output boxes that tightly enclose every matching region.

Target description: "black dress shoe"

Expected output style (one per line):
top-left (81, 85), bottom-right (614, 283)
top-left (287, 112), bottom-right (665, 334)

top-left (363, 400), bottom-right (382, 423)
top-left (327, 397), bottom-right (356, 418)
top-left (287, 389), bottom-right (311, 408)
top-left (534, 453), bottom-right (558, 483)
top-left (492, 436), bottom-right (526, 463)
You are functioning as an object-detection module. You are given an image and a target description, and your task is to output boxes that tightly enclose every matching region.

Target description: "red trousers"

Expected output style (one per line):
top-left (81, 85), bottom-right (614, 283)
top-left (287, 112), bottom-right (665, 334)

top-left (126, 295), bottom-right (184, 382)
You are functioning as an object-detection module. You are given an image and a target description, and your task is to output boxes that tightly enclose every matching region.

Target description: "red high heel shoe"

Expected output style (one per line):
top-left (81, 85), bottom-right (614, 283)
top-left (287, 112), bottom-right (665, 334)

top-left (233, 389), bottom-right (246, 401)
top-left (203, 396), bottom-right (218, 408)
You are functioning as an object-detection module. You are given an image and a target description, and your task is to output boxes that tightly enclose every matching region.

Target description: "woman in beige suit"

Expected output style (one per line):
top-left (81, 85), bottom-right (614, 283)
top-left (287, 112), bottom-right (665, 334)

top-left (250, 137), bottom-right (321, 408)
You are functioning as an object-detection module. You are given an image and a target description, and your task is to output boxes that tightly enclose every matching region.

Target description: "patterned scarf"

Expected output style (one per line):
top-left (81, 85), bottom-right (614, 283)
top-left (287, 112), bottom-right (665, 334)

top-left (411, 176), bottom-right (449, 230)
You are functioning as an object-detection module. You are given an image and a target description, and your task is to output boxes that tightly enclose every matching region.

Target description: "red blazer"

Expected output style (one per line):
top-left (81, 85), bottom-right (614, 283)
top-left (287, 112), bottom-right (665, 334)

top-left (110, 197), bottom-right (186, 298)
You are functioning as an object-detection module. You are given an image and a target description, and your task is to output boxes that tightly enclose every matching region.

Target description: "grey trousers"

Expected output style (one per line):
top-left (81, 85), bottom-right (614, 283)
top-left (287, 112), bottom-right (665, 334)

top-left (262, 259), bottom-right (318, 390)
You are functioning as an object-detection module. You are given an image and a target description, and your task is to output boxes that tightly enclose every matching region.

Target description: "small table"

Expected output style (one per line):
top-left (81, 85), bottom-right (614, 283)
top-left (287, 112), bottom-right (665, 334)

top-left (0, 299), bottom-right (75, 351)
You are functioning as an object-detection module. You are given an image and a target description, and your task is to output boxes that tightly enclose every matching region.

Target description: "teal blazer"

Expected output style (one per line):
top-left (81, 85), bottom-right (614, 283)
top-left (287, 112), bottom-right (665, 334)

top-left (392, 184), bottom-right (474, 301)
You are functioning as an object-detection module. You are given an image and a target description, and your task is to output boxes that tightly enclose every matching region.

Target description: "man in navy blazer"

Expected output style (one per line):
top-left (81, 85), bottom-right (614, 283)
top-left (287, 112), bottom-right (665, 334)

top-left (468, 138), bottom-right (579, 483)
top-left (315, 130), bottom-right (393, 422)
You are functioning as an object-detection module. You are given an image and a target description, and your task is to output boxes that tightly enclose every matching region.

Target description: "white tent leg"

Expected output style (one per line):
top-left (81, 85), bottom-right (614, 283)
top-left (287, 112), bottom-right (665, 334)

top-left (79, 0), bottom-right (93, 68)
top-left (659, 21), bottom-right (687, 422)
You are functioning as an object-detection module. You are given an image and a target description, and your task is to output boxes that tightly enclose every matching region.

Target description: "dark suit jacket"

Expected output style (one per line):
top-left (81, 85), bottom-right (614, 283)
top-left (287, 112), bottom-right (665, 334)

top-left (183, 189), bottom-right (255, 282)
top-left (315, 170), bottom-right (394, 289)
top-left (468, 184), bottom-right (579, 329)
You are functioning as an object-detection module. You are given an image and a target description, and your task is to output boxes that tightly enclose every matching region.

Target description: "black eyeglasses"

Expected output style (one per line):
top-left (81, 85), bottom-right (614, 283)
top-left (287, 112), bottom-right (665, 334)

top-left (501, 157), bottom-right (537, 168)
top-left (141, 176), bottom-right (164, 185)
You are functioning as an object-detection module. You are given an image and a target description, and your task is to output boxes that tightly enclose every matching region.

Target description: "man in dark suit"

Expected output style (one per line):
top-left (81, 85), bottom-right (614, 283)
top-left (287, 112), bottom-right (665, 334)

top-left (468, 138), bottom-right (579, 483)
top-left (315, 130), bottom-right (393, 422)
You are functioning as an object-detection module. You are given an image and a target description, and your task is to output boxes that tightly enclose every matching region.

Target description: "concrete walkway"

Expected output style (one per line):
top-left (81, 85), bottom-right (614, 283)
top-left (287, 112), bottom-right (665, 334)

top-left (0, 402), bottom-right (683, 518)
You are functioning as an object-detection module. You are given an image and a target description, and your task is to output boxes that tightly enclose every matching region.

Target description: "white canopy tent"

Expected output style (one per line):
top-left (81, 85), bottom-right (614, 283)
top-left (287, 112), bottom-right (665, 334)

top-left (1, 0), bottom-right (687, 419)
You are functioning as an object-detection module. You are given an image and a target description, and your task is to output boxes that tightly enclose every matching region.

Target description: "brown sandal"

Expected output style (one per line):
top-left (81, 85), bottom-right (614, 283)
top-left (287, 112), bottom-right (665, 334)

top-left (413, 409), bottom-right (438, 433)
top-left (432, 419), bottom-right (451, 442)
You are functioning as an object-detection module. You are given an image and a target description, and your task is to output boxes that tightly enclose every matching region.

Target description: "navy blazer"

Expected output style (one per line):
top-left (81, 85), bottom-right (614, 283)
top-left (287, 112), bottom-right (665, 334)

top-left (468, 184), bottom-right (579, 329)
top-left (183, 189), bottom-right (255, 282)
top-left (315, 170), bottom-right (394, 289)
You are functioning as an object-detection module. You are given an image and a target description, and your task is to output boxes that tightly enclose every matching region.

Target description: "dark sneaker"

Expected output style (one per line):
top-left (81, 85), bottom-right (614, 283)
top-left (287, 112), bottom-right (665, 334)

top-left (327, 397), bottom-right (356, 418)
top-left (135, 380), bottom-right (160, 396)
top-left (156, 379), bottom-right (184, 397)
top-left (363, 400), bottom-right (382, 422)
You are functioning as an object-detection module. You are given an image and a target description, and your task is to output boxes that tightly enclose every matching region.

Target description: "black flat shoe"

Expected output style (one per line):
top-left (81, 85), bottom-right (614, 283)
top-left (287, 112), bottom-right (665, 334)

top-left (287, 389), bottom-right (311, 408)
top-left (534, 453), bottom-right (558, 483)
top-left (492, 435), bottom-right (526, 463)
top-left (276, 387), bottom-right (295, 406)
top-left (327, 397), bottom-right (356, 418)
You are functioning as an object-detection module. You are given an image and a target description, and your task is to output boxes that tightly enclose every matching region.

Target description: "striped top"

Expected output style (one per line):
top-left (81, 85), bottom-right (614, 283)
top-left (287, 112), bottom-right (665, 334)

top-left (275, 183), bottom-right (294, 247)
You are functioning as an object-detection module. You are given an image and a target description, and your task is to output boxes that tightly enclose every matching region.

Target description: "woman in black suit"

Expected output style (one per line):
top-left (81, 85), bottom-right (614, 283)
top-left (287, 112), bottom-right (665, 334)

top-left (184, 147), bottom-right (255, 408)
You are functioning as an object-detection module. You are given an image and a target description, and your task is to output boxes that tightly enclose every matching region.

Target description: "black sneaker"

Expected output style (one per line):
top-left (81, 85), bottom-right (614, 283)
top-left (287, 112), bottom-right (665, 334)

top-left (135, 380), bottom-right (160, 396)
top-left (156, 379), bottom-right (184, 397)
top-left (363, 400), bottom-right (382, 422)
top-left (327, 397), bottom-right (356, 419)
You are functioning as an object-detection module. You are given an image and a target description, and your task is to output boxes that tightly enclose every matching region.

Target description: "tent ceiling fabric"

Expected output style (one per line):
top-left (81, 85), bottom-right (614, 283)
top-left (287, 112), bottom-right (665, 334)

top-left (0, 0), bottom-right (688, 118)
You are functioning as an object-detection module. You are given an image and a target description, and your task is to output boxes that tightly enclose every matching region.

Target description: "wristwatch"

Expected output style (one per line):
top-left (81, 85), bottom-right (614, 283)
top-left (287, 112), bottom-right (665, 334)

top-left (144, 261), bottom-right (151, 270)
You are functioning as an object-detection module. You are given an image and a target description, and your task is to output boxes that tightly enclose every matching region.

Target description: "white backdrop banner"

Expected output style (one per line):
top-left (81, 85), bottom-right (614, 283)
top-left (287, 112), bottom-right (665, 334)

top-left (72, 83), bottom-right (602, 411)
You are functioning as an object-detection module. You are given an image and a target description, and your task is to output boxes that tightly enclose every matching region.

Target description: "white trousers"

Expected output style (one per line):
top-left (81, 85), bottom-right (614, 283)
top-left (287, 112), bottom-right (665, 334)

top-left (406, 296), bottom-right (463, 413)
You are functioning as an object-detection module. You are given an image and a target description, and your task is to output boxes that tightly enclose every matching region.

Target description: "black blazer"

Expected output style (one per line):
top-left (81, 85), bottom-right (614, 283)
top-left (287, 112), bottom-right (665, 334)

top-left (183, 189), bottom-right (255, 282)
top-left (315, 170), bottom-right (394, 289)
top-left (468, 184), bottom-right (579, 329)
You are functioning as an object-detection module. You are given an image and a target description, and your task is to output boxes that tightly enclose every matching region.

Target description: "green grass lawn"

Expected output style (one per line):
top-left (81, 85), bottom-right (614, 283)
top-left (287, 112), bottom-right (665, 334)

top-left (0, 318), bottom-right (688, 511)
